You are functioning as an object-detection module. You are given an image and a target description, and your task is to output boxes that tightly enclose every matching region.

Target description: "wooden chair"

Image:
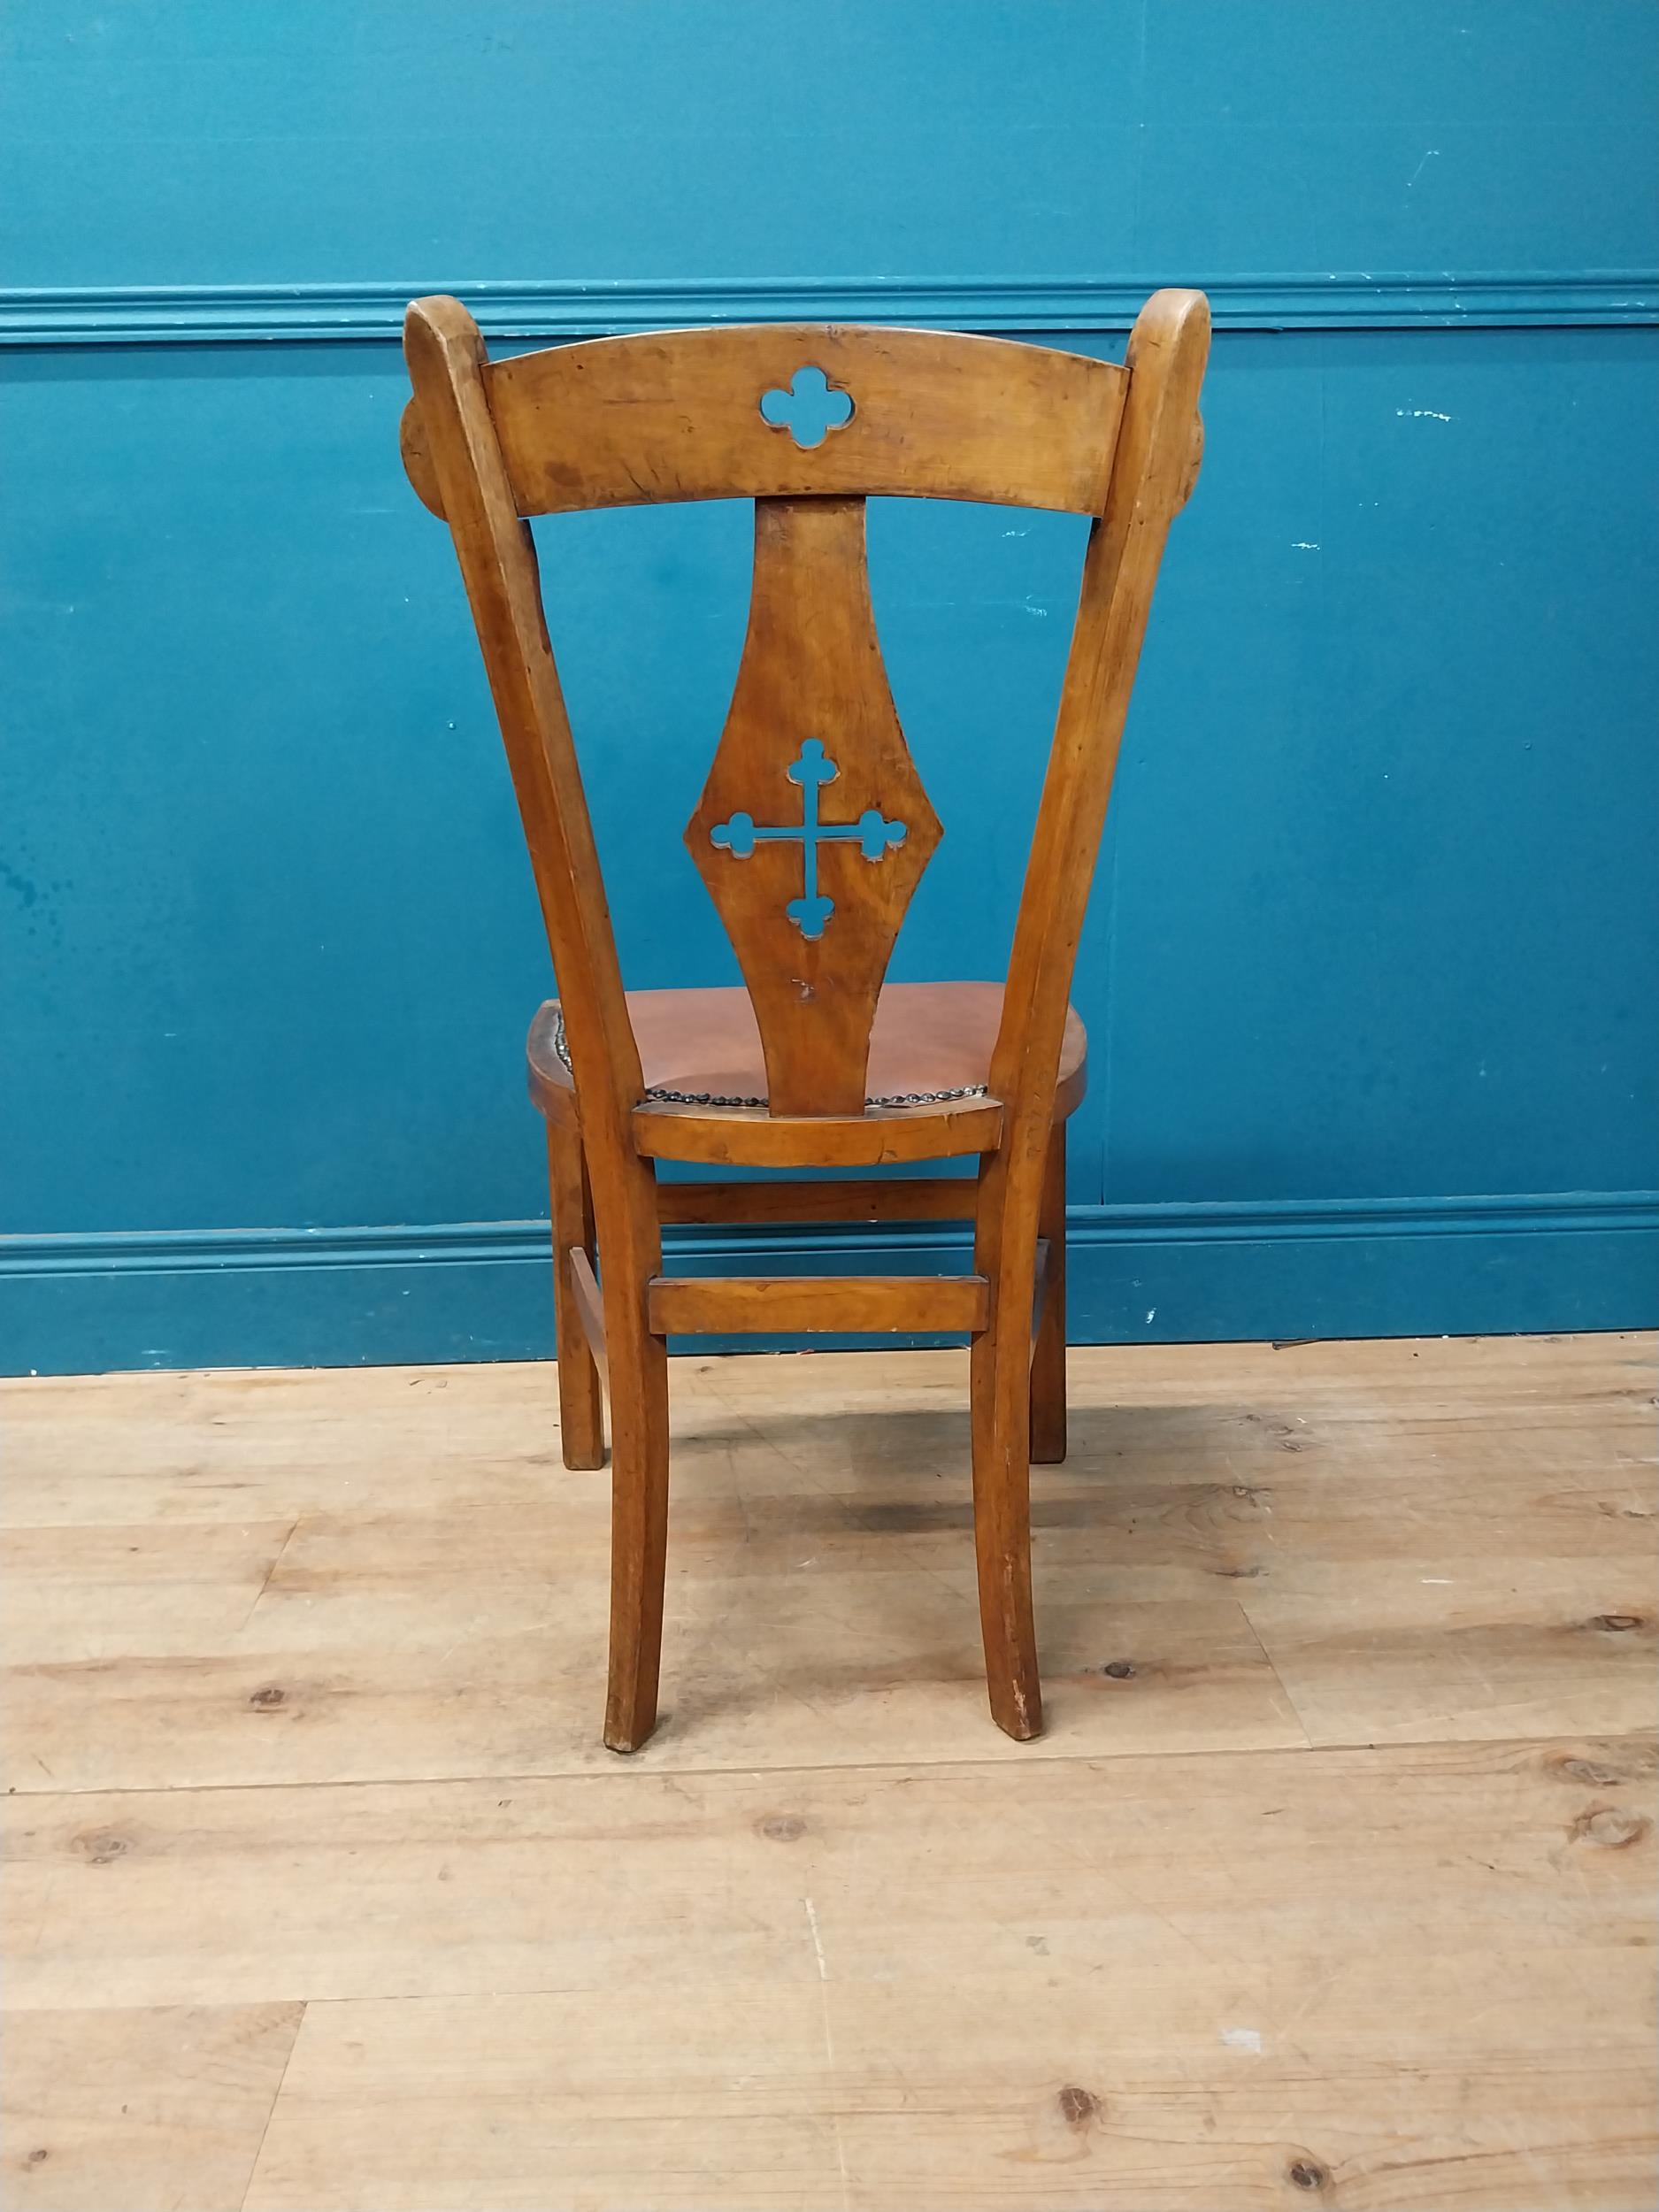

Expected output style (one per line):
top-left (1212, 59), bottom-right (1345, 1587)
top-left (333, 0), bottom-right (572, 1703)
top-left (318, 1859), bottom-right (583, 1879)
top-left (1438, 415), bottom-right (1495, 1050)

top-left (401, 291), bottom-right (1210, 1751)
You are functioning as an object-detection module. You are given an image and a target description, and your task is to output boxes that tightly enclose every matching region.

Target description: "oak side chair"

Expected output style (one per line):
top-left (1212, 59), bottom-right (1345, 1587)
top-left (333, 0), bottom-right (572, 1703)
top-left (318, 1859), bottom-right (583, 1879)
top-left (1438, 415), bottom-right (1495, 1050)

top-left (401, 288), bottom-right (1210, 1752)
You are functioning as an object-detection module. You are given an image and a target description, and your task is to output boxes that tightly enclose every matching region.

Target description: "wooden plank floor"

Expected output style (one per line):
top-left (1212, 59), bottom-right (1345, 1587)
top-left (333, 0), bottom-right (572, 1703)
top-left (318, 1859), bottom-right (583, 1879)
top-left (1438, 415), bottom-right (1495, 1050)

top-left (1, 1333), bottom-right (1654, 2211)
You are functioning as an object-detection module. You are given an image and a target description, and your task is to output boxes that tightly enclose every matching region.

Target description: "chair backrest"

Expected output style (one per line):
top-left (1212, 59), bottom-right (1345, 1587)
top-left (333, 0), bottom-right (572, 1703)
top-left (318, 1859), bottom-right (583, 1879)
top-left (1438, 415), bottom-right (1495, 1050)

top-left (402, 296), bottom-right (1209, 1155)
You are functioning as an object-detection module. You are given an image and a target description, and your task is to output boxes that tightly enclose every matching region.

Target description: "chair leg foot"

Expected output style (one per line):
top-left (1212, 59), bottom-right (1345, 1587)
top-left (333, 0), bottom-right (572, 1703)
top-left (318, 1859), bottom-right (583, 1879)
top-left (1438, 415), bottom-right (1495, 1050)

top-left (602, 1324), bottom-right (671, 1753)
top-left (548, 1122), bottom-right (605, 1471)
top-left (971, 1328), bottom-right (1043, 1740)
top-left (1030, 1125), bottom-right (1068, 1466)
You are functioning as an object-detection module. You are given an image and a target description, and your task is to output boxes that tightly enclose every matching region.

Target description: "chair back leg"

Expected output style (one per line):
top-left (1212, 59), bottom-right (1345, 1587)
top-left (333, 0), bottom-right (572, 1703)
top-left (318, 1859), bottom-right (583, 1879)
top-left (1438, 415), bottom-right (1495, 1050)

top-left (970, 1141), bottom-right (1045, 1739)
top-left (603, 1320), bottom-right (671, 1753)
top-left (969, 1317), bottom-right (1042, 1739)
top-left (594, 1154), bottom-right (673, 1753)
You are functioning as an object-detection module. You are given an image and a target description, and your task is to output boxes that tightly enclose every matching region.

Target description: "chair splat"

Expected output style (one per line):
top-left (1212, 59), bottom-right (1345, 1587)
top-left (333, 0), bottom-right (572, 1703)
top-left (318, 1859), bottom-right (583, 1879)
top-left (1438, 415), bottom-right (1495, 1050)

top-left (685, 495), bottom-right (941, 1115)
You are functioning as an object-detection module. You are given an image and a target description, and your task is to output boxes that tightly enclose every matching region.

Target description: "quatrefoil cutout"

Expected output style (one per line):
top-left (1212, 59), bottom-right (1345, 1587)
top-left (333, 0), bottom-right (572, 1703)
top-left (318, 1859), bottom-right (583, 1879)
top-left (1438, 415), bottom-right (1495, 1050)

top-left (759, 365), bottom-right (854, 449)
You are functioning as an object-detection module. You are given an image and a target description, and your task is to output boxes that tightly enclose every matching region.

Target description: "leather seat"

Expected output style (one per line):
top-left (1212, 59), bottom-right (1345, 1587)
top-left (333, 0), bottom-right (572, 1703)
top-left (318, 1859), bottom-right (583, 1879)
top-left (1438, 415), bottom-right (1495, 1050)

top-left (528, 980), bottom-right (1086, 1118)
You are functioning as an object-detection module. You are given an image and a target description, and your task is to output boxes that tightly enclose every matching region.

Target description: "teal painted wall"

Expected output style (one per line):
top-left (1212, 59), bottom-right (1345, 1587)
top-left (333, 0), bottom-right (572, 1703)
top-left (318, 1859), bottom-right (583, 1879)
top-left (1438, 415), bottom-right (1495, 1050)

top-left (3, 2), bottom-right (1656, 1371)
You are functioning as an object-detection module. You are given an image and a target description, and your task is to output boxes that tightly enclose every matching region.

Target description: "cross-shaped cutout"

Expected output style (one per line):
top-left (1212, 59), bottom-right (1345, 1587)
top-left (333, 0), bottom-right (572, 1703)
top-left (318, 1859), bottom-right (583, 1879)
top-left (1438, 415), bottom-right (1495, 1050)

top-left (710, 738), bottom-right (906, 940)
top-left (759, 365), bottom-right (855, 450)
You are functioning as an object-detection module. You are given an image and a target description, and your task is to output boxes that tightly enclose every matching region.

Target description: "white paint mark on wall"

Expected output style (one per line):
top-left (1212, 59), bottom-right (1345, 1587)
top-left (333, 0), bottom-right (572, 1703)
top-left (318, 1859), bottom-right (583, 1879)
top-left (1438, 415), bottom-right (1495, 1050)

top-left (1396, 408), bottom-right (1453, 421)
top-left (1221, 2026), bottom-right (1264, 2054)
top-left (1406, 149), bottom-right (1440, 188)
top-left (1145, 1308), bottom-right (1156, 1325)
top-left (1290, 541), bottom-right (1321, 550)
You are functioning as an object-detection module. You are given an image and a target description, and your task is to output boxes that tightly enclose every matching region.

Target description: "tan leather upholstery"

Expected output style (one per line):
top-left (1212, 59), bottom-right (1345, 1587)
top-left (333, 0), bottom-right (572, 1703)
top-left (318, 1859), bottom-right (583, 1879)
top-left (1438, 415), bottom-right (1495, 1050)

top-left (528, 981), bottom-right (1086, 1116)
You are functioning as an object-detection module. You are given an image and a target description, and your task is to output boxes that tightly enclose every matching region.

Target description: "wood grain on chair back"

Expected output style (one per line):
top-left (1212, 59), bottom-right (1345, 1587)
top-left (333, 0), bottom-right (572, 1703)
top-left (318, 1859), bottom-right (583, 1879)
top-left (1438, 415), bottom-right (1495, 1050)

top-left (401, 323), bottom-right (1124, 519)
top-left (401, 297), bottom-right (1206, 1133)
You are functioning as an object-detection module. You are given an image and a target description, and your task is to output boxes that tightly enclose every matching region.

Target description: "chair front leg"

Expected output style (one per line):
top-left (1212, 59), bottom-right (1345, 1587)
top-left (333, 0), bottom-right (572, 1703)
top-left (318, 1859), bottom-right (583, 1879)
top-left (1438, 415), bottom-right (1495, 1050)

top-left (1029, 1121), bottom-right (1068, 1464)
top-left (547, 1119), bottom-right (604, 1471)
top-left (970, 1148), bottom-right (1045, 1740)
